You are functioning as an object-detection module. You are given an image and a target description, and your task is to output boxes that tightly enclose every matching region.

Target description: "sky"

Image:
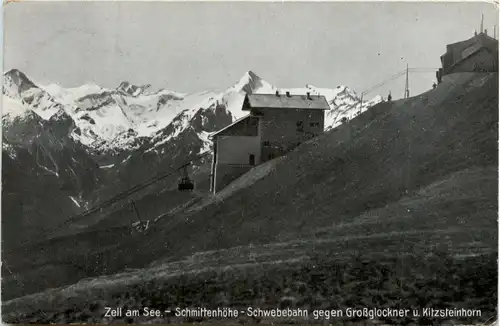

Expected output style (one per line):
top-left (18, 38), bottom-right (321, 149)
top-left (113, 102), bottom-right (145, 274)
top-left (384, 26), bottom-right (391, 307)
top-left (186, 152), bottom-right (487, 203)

top-left (4, 1), bottom-right (499, 100)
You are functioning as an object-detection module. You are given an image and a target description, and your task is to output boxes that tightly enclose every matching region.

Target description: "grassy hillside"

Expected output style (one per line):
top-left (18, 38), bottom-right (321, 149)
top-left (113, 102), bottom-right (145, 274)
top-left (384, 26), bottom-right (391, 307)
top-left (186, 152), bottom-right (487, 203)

top-left (157, 72), bottom-right (498, 258)
top-left (2, 72), bottom-right (498, 324)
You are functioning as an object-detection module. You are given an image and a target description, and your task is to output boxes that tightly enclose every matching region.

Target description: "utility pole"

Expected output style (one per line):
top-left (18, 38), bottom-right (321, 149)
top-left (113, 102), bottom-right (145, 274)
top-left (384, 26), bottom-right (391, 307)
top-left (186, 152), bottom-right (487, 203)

top-left (359, 93), bottom-right (363, 115)
top-left (129, 200), bottom-right (144, 231)
top-left (404, 64), bottom-right (410, 99)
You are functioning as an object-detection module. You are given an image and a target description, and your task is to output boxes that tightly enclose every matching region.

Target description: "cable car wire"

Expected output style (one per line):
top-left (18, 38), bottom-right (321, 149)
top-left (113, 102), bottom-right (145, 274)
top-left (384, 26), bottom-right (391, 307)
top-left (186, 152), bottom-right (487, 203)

top-left (360, 66), bottom-right (439, 96)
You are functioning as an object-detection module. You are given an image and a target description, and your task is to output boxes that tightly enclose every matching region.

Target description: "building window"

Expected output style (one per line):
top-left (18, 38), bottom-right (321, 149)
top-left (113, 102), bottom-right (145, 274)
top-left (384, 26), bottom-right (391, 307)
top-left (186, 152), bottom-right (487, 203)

top-left (309, 122), bottom-right (320, 128)
top-left (263, 140), bottom-right (270, 147)
top-left (268, 154), bottom-right (275, 160)
top-left (249, 154), bottom-right (255, 165)
top-left (296, 121), bottom-right (304, 132)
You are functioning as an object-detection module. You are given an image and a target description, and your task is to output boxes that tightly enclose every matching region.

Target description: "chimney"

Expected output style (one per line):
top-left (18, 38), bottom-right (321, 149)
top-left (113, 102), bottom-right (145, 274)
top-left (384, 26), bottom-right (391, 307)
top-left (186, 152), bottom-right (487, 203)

top-left (306, 92), bottom-right (312, 100)
top-left (286, 91), bottom-right (291, 97)
top-left (485, 29), bottom-right (488, 35)
top-left (474, 30), bottom-right (478, 36)
top-left (275, 90), bottom-right (279, 96)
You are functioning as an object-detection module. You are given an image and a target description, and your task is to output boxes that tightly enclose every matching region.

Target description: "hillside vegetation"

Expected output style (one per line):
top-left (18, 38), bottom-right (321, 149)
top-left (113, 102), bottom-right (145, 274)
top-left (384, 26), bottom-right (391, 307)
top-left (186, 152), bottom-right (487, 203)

top-left (2, 72), bottom-right (498, 324)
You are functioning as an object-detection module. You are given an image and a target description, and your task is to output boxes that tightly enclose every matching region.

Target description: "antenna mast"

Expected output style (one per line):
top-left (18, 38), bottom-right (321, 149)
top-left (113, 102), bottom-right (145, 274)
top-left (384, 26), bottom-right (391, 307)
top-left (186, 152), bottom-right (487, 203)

top-left (359, 93), bottom-right (363, 115)
top-left (404, 64), bottom-right (410, 99)
top-left (480, 14), bottom-right (484, 33)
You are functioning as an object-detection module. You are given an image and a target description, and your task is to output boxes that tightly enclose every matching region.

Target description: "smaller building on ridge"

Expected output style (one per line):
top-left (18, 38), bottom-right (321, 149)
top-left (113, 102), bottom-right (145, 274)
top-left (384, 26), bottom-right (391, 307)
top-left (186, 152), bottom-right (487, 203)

top-left (437, 30), bottom-right (499, 82)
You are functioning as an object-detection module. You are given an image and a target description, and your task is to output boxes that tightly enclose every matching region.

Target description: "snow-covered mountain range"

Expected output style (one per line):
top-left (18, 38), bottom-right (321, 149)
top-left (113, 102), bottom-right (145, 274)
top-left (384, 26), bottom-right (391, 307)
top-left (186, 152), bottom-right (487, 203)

top-left (3, 69), bottom-right (381, 155)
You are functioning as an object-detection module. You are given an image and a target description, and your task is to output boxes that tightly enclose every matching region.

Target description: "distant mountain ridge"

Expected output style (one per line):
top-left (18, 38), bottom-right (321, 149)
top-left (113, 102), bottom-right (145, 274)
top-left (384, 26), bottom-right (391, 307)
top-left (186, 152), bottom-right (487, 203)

top-left (3, 69), bottom-right (381, 154)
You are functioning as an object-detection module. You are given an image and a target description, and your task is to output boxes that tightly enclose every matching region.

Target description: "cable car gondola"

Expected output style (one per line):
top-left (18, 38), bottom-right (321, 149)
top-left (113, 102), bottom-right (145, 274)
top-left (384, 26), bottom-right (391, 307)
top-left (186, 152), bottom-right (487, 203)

top-left (178, 163), bottom-right (195, 192)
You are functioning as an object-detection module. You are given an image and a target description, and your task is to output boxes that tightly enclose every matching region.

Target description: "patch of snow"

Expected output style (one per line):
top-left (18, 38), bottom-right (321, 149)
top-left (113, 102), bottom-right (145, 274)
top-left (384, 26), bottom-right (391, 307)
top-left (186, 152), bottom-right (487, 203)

top-left (220, 92), bottom-right (247, 120)
top-left (69, 196), bottom-right (81, 208)
top-left (41, 83), bottom-right (106, 106)
top-left (2, 96), bottom-right (29, 120)
top-left (2, 141), bottom-right (17, 159)
top-left (20, 88), bottom-right (62, 120)
top-left (121, 154), bottom-right (132, 163)
top-left (38, 164), bottom-right (59, 177)
top-left (99, 164), bottom-right (115, 169)
top-left (198, 131), bottom-right (212, 155)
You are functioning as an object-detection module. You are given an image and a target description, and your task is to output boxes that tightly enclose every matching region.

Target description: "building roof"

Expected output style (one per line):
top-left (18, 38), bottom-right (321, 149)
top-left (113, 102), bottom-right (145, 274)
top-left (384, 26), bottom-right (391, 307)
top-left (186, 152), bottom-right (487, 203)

top-left (440, 32), bottom-right (499, 73)
top-left (209, 114), bottom-right (253, 138)
top-left (446, 46), bottom-right (497, 72)
top-left (242, 93), bottom-right (330, 110)
top-left (441, 32), bottom-right (498, 59)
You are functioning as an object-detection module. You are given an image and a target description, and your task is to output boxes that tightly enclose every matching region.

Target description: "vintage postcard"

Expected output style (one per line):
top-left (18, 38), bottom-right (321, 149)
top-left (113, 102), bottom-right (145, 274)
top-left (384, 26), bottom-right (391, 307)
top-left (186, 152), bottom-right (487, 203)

top-left (1, 1), bottom-right (498, 324)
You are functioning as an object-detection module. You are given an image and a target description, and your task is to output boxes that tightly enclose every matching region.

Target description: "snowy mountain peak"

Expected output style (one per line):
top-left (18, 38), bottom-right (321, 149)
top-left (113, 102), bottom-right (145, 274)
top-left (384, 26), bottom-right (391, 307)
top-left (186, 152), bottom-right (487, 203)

top-left (245, 70), bottom-right (260, 82)
top-left (116, 81), bottom-right (151, 97)
top-left (4, 68), bottom-right (32, 81)
top-left (4, 69), bottom-right (38, 97)
top-left (3, 69), bottom-right (69, 121)
top-left (231, 70), bottom-right (276, 94)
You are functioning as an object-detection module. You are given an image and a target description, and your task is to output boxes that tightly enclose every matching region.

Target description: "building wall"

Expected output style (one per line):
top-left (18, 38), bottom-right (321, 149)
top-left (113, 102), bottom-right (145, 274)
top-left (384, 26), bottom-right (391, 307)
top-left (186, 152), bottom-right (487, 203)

top-left (259, 108), bottom-right (324, 162)
top-left (442, 40), bottom-right (474, 70)
top-left (212, 134), bottom-right (261, 193)
top-left (449, 49), bottom-right (498, 74)
top-left (210, 107), bottom-right (326, 193)
top-left (216, 135), bottom-right (261, 165)
top-left (210, 141), bottom-right (217, 192)
top-left (442, 34), bottom-right (499, 74)
top-left (217, 116), bottom-right (259, 137)
top-left (210, 116), bottom-right (260, 192)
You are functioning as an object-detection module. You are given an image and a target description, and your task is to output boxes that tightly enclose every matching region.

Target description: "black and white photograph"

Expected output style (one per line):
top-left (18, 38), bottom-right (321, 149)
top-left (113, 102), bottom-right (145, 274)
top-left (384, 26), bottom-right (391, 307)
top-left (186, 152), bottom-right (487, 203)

top-left (1, 1), bottom-right (499, 324)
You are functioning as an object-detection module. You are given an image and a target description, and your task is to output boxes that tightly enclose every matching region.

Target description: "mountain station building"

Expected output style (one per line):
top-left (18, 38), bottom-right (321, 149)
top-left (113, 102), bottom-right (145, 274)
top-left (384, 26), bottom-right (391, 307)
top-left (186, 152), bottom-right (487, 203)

top-left (209, 91), bottom-right (330, 193)
top-left (436, 30), bottom-right (499, 82)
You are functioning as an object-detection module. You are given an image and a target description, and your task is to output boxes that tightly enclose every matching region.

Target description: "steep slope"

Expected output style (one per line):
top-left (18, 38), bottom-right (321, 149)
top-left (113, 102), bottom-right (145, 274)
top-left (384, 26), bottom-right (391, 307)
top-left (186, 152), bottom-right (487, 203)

top-left (2, 136), bottom-right (102, 249)
top-left (2, 76), bottom-right (105, 247)
top-left (2, 73), bottom-right (497, 324)
top-left (152, 72), bottom-right (498, 260)
top-left (2, 72), bottom-right (496, 305)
